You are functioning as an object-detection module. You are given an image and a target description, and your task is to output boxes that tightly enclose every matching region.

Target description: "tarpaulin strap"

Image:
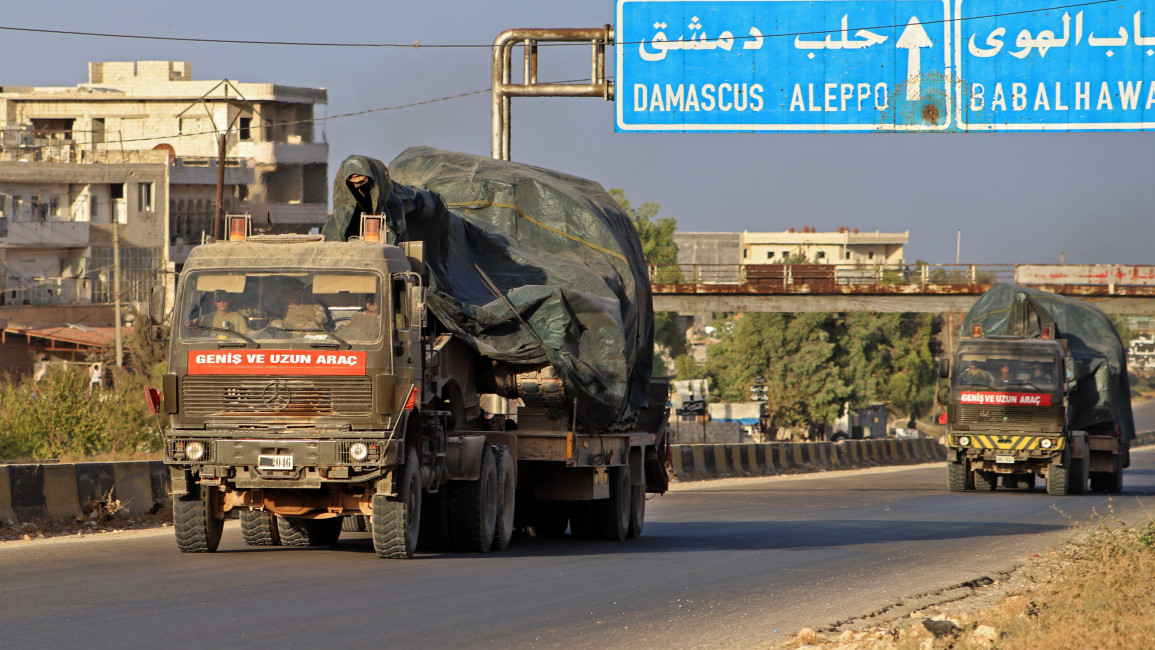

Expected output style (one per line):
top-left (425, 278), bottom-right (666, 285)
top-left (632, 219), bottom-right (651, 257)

top-left (447, 200), bottom-right (627, 263)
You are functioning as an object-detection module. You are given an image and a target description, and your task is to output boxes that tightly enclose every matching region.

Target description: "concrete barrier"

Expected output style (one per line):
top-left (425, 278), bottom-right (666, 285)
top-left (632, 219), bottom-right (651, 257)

top-left (0, 460), bottom-right (169, 524)
top-left (669, 438), bottom-right (950, 482)
top-left (2, 432), bottom-right (1152, 522)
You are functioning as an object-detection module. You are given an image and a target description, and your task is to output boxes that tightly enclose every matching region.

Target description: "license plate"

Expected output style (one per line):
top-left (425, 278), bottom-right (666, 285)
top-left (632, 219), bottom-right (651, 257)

top-left (259, 454), bottom-right (294, 470)
top-left (996, 455), bottom-right (1016, 464)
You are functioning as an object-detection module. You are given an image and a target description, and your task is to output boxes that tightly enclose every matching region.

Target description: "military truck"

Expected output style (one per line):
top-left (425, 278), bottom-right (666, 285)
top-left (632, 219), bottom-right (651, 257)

top-left (155, 148), bottom-right (669, 557)
top-left (940, 284), bottom-right (1133, 496)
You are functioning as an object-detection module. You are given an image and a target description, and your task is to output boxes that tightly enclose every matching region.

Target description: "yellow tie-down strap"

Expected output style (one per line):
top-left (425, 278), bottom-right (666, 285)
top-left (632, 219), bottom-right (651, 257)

top-left (965, 434), bottom-right (1065, 451)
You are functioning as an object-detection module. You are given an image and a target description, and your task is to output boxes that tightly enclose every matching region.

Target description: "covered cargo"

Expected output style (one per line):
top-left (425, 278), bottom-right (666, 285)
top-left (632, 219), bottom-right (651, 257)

top-left (323, 147), bottom-right (653, 431)
top-left (957, 283), bottom-right (1134, 442)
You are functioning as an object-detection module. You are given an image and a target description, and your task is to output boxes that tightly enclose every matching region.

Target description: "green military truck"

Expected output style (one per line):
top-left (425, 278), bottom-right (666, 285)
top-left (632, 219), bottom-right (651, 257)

top-left (940, 284), bottom-right (1133, 496)
top-left (154, 148), bottom-right (669, 558)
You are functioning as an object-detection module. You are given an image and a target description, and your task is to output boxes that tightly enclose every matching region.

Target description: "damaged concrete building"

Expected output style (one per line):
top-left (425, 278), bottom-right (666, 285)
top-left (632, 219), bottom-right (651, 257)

top-left (0, 61), bottom-right (328, 370)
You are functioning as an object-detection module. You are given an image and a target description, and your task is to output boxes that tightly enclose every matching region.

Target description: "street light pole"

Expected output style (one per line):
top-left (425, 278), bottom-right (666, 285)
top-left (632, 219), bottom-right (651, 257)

top-left (955, 229), bottom-right (961, 265)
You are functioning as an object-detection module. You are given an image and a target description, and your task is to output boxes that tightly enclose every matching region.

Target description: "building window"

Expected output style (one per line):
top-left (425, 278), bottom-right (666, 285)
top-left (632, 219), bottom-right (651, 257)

top-left (742, 249), bottom-right (747, 259)
top-left (766, 251), bottom-right (775, 259)
top-left (138, 183), bottom-right (153, 212)
top-left (239, 117), bottom-right (251, 141)
top-left (868, 251), bottom-right (875, 260)
top-left (845, 251), bottom-right (851, 260)
top-left (816, 251), bottom-right (826, 259)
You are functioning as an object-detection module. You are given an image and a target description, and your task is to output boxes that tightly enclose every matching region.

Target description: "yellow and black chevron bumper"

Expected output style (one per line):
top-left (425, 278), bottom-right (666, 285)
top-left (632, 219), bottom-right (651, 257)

top-left (950, 433), bottom-right (1065, 452)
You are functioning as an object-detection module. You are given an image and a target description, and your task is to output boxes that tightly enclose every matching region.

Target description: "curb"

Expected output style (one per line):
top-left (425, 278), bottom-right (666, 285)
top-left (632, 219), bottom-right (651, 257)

top-left (0, 460), bottom-right (169, 524)
top-left (671, 438), bottom-right (947, 482)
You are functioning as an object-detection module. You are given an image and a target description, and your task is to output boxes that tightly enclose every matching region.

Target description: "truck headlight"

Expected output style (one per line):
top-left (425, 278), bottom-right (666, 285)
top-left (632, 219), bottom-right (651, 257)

top-left (349, 442), bottom-right (369, 462)
top-left (185, 441), bottom-right (206, 461)
top-left (1040, 438), bottom-right (1053, 449)
top-left (958, 436), bottom-right (970, 447)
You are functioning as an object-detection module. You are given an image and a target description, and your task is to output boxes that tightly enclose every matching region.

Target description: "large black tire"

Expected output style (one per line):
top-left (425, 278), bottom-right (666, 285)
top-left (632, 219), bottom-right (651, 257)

top-left (450, 444), bottom-right (498, 553)
top-left (173, 485), bottom-right (224, 553)
top-left (1108, 453), bottom-right (1125, 494)
top-left (372, 445), bottom-right (422, 559)
top-left (627, 478), bottom-right (646, 539)
top-left (947, 461), bottom-right (968, 492)
top-left (240, 509), bottom-right (281, 546)
top-left (277, 516), bottom-right (342, 547)
top-left (342, 514), bottom-right (367, 532)
top-left (417, 488), bottom-right (451, 552)
top-left (491, 444), bottom-right (516, 552)
top-left (1068, 439), bottom-right (1089, 495)
top-left (1021, 472), bottom-right (1036, 491)
top-left (277, 516), bottom-right (311, 547)
top-left (973, 469), bottom-right (997, 492)
top-left (1047, 458), bottom-right (1070, 496)
top-left (593, 465), bottom-right (631, 541)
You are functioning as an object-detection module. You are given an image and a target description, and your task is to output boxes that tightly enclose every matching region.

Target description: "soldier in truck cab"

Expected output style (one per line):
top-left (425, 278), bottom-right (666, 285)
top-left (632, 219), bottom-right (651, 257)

top-left (960, 360), bottom-right (993, 385)
top-left (270, 279), bottom-right (330, 331)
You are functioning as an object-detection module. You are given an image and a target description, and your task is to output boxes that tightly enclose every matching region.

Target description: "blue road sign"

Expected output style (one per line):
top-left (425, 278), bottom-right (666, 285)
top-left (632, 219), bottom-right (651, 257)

top-left (615, 0), bottom-right (1155, 132)
top-left (957, 0), bottom-right (1155, 131)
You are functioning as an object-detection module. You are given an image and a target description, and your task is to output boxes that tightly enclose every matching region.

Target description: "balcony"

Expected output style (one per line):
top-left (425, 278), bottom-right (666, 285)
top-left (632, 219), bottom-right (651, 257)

top-left (2, 220), bottom-right (90, 247)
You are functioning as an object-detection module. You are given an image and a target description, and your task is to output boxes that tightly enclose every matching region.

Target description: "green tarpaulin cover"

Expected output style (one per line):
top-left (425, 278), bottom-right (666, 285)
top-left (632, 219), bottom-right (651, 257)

top-left (323, 147), bottom-right (653, 431)
top-left (959, 283), bottom-right (1134, 442)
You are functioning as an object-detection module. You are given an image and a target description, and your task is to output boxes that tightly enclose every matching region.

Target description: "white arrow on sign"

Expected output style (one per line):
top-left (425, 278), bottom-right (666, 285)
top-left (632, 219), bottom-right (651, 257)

top-left (896, 16), bottom-right (932, 101)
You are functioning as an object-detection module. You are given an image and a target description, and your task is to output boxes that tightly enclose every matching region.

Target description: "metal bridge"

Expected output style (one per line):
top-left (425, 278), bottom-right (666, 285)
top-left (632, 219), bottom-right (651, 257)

top-left (649, 263), bottom-right (1155, 314)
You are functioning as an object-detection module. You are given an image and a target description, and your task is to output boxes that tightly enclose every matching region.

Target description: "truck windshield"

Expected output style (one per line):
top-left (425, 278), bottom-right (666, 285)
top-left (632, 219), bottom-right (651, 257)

top-left (178, 271), bottom-right (383, 344)
top-left (955, 353), bottom-right (1059, 391)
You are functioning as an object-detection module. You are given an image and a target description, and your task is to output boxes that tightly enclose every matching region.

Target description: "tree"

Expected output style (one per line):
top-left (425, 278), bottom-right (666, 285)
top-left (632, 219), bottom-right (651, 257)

top-left (612, 188), bottom-right (685, 375)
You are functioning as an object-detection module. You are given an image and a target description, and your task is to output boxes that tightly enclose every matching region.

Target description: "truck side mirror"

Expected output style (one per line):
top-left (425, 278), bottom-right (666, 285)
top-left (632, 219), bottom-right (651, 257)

top-left (937, 356), bottom-right (950, 379)
top-left (149, 286), bottom-right (166, 326)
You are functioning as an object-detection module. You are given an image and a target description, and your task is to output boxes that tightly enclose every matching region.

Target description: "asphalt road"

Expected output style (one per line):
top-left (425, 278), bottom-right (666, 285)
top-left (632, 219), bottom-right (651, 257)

top-left (4, 404), bottom-right (1153, 649)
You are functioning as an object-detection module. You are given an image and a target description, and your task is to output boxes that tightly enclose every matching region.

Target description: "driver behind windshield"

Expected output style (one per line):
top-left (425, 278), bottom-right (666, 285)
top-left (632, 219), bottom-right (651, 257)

top-left (190, 290), bottom-right (248, 334)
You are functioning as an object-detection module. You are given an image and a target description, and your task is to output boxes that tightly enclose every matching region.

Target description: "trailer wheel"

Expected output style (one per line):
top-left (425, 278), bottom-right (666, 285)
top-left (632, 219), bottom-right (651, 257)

top-left (491, 444), bottom-right (516, 551)
top-left (973, 469), bottom-right (997, 491)
top-left (450, 444), bottom-right (497, 553)
top-left (594, 465), bottom-right (631, 541)
top-left (240, 509), bottom-right (281, 546)
top-left (173, 485), bottom-right (224, 553)
top-left (947, 461), bottom-right (968, 492)
top-left (627, 479), bottom-right (645, 539)
top-left (342, 514), bottom-right (367, 532)
top-left (1108, 453), bottom-right (1124, 493)
top-left (372, 445), bottom-right (422, 558)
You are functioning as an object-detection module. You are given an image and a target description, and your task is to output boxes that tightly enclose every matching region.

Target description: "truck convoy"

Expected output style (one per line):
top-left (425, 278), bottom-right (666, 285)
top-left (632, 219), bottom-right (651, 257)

top-left (154, 147), bottom-right (669, 557)
top-left (940, 284), bottom-right (1134, 496)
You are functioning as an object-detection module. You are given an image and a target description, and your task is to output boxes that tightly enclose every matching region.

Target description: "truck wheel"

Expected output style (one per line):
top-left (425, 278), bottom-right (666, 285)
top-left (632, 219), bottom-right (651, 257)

top-left (277, 516), bottom-right (311, 547)
top-left (947, 462), bottom-right (968, 492)
top-left (1046, 459), bottom-right (1069, 496)
top-left (973, 469), bottom-right (997, 491)
top-left (240, 509), bottom-right (281, 546)
top-left (594, 465), bottom-right (631, 541)
top-left (173, 485), bottom-right (224, 553)
top-left (1021, 472), bottom-right (1036, 490)
top-left (308, 518), bottom-right (343, 546)
top-left (491, 444), bottom-right (516, 551)
top-left (1068, 439), bottom-right (1089, 495)
top-left (449, 444), bottom-right (498, 553)
top-left (342, 514), bottom-right (367, 532)
top-left (372, 445), bottom-right (422, 559)
top-left (417, 488), bottom-right (451, 552)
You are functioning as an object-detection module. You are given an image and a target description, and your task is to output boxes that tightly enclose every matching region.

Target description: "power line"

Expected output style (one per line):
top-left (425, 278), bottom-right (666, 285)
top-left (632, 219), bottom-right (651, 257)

top-left (0, 1), bottom-right (1120, 49)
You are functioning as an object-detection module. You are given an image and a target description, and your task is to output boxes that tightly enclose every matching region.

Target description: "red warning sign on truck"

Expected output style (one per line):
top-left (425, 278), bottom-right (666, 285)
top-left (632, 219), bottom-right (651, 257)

top-left (188, 350), bottom-right (366, 376)
top-left (958, 391), bottom-right (1052, 407)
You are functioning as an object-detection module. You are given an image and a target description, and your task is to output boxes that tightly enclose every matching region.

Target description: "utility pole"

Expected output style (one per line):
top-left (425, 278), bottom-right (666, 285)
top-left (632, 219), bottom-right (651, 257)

top-left (214, 130), bottom-right (226, 241)
top-left (112, 218), bottom-right (123, 368)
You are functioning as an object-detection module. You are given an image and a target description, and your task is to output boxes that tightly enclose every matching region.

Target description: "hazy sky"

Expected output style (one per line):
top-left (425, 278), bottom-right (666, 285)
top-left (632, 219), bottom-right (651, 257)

top-left (1, 1), bottom-right (1150, 265)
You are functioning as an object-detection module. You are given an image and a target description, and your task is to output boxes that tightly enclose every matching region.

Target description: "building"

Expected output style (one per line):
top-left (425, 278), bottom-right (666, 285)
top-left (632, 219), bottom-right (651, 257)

top-left (0, 61), bottom-right (328, 371)
top-left (675, 227), bottom-right (909, 269)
